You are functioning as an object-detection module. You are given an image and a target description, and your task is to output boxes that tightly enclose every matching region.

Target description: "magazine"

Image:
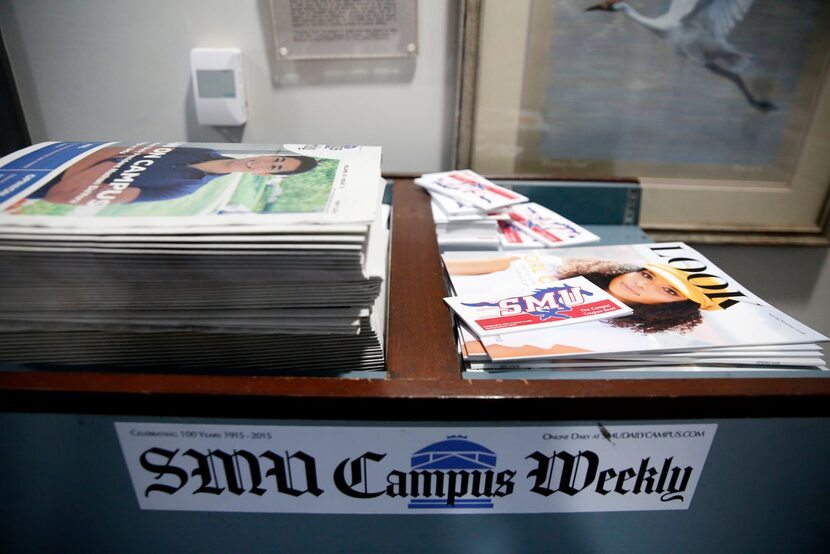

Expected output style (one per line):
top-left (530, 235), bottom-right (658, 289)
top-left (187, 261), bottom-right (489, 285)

top-left (0, 141), bottom-right (382, 229)
top-left (443, 242), bottom-right (829, 361)
top-left (497, 220), bottom-right (543, 249)
top-left (504, 203), bottom-right (600, 247)
top-left (430, 194), bottom-right (483, 219)
top-left (468, 356), bottom-right (827, 370)
top-left (444, 276), bottom-right (632, 337)
top-left (415, 169), bottom-right (528, 211)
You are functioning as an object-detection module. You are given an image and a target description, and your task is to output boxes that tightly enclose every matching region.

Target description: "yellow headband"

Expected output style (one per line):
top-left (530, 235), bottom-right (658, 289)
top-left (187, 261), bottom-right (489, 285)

top-left (643, 263), bottom-right (721, 311)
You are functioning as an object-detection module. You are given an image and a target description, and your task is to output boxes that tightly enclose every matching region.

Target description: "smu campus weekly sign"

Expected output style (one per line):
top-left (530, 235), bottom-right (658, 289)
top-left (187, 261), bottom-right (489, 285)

top-left (116, 423), bottom-right (716, 514)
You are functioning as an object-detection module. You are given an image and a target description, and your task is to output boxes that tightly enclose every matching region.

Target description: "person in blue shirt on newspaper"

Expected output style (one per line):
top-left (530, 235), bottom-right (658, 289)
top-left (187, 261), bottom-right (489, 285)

top-left (29, 145), bottom-right (318, 205)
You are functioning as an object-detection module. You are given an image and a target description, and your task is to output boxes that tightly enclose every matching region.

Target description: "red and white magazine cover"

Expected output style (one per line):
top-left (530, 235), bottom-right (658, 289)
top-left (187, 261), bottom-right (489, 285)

top-left (415, 170), bottom-right (528, 211)
top-left (445, 276), bottom-right (632, 337)
top-left (504, 202), bottom-right (599, 247)
top-left (497, 220), bottom-right (543, 249)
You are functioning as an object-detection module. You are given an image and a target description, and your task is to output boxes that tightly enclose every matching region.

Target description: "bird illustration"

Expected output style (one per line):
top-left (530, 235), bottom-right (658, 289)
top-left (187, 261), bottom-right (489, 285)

top-left (586, 0), bottom-right (777, 112)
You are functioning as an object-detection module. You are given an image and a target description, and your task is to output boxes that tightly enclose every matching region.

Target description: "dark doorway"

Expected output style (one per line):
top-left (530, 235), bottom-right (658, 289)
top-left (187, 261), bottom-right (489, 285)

top-left (0, 29), bottom-right (31, 156)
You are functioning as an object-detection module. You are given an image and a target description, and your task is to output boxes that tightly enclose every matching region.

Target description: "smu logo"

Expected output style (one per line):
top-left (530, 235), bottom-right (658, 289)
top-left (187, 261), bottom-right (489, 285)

top-left (331, 436), bottom-right (515, 508)
top-left (463, 285), bottom-right (593, 321)
top-left (407, 436), bottom-right (514, 510)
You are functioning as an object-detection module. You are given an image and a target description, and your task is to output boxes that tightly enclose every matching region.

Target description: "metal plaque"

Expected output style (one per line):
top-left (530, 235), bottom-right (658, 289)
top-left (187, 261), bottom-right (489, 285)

top-left (271, 0), bottom-right (417, 60)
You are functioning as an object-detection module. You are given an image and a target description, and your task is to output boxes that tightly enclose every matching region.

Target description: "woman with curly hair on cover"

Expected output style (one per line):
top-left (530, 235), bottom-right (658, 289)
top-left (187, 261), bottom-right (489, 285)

top-left (445, 255), bottom-right (718, 358)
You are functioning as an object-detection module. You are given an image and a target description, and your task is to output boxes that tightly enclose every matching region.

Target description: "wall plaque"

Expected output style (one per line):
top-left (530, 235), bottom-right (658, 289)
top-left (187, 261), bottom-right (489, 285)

top-left (271, 0), bottom-right (417, 60)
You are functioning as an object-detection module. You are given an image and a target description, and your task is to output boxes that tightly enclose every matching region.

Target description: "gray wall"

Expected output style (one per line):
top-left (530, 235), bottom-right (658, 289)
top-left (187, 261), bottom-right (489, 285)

top-left (0, 0), bottom-right (459, 172)
top-left (697, 245), bottom-right (830, 358)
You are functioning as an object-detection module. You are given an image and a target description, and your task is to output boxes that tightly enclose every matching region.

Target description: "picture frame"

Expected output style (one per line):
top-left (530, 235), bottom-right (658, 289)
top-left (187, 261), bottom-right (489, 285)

top-left (459, 0), bottom-right (830, 241)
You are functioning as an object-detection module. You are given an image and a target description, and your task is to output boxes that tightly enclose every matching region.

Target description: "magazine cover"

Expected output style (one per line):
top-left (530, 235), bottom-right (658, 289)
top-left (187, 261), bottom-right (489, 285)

top-left (444, 243), bottom-right (828, 361)
top-left (504, 202), bottom-right (600, 247)
top-left (0, 141), bottom-right (381, 228)
top-left (497, 220), bottom-right (543, 249)
top-left (430, 194), bottom-right (483, 219)
top-left (415, 169), bottom-right (528, 211)
top-left (445, 276), bottom-right (632, 337)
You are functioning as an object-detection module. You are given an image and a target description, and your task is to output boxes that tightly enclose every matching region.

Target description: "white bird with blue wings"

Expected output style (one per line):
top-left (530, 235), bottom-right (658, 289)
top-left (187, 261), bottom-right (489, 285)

top-left (586, 0), bottom-right (777, 112)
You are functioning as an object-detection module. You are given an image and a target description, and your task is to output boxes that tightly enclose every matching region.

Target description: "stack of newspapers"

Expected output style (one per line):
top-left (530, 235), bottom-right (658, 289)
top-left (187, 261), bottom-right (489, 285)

top-left (417, 169), bottom-right (599, 250)
top-left (442, 242), bottom-right (828, 375)
top-left (0, 141), bottom-right (388, 373)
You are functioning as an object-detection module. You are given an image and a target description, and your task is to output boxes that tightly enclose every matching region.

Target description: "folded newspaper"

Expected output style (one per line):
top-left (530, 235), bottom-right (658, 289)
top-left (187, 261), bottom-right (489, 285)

top-left (443, 242), bottom-right (828, 372)
top-left (416, 169), bottom-right (598, 250)
top-left (0, 141), bottom-right (388, 373)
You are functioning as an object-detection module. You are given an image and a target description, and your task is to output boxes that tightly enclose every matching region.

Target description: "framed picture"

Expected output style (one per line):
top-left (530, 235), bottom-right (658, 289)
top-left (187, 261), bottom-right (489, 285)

top-left (460, 0), bottom-right (830, 239)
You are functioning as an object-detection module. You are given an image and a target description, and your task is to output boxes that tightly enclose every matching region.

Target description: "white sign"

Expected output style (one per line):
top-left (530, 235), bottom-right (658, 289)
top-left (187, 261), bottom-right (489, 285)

top-left (115, 422), bottom-right (717, 514)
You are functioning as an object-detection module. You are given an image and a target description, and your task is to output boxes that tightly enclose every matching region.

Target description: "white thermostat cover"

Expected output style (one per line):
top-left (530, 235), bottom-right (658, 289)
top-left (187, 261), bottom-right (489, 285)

top-left (190, 48), bottom-right (247, 126)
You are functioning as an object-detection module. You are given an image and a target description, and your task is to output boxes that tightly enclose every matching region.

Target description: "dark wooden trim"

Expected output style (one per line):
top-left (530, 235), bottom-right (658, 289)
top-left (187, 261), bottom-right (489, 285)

top-left (1, 376), bottom-right (829, 421)
top-left (386, 180), bottom-right (460, 379)
top-left (1, 371), bottom-right (829, 400)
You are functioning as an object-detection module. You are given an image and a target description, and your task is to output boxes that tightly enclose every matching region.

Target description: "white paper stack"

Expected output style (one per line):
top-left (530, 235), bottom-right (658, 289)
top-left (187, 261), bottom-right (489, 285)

top-left (416, 169), bottom-right (598, 250)
top-left (0, 141), bottom-right (389, 373)
top-left (442, 243), bottom-right (828, 374)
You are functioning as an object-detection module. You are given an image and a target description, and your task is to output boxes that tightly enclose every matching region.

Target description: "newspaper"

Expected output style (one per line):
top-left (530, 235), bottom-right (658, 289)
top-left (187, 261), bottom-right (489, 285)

top-left (444, 242), bottom-right (829, 361)
top-left (0, 141), bottom-right (382, 229)
top-left (0, 141), bottom-right (390, 360)
top-left (0, 232), bottom-right (367, 243)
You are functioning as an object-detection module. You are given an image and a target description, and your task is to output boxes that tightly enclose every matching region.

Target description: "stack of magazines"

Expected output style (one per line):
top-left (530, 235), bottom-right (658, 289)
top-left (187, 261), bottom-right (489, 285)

top-left (443, 242), bottom-right (828, 374)
top-left (417, 169), bottom-right (599, 250)
top-left (0, 141), bottom-right (388, 373)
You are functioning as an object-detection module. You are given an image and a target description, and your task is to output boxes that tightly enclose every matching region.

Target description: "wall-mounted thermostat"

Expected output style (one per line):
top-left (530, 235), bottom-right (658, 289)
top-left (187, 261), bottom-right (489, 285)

top-left (190, 48), bottom-right (247, 126)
